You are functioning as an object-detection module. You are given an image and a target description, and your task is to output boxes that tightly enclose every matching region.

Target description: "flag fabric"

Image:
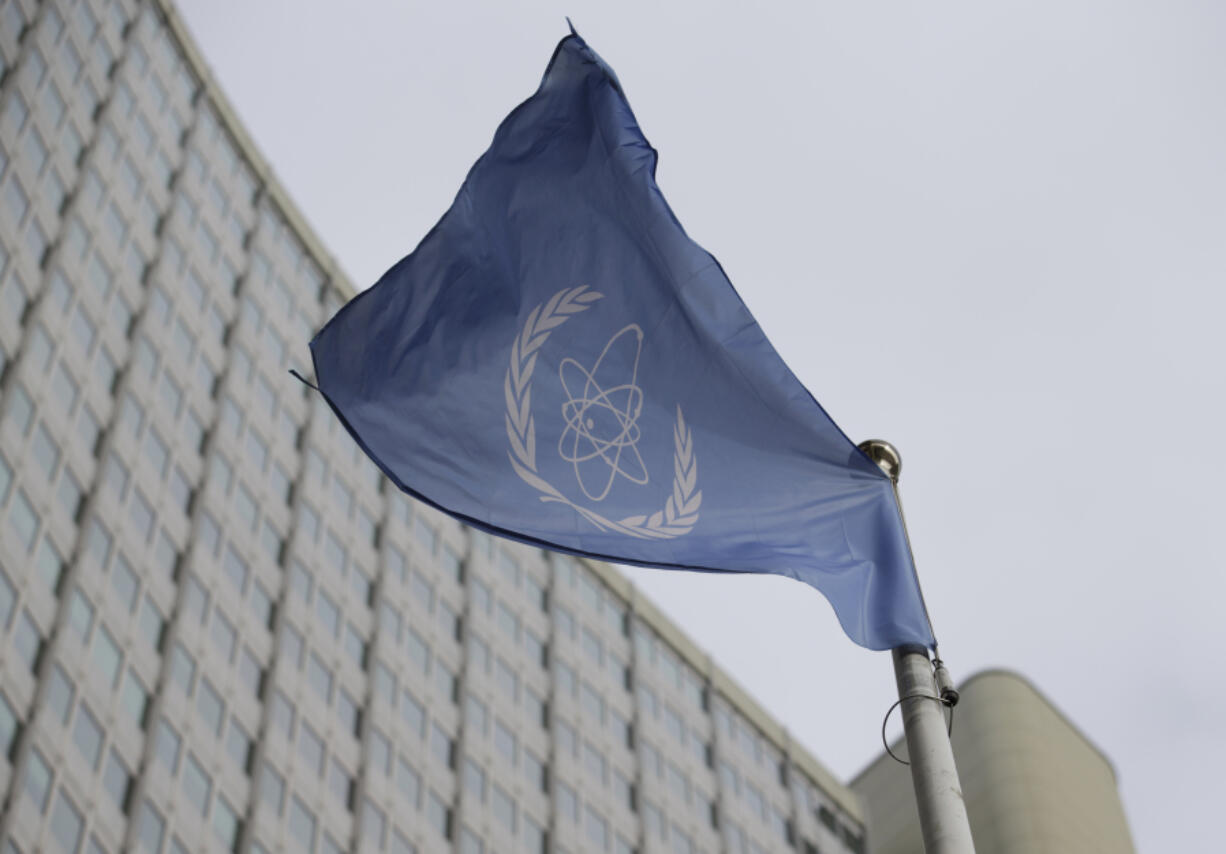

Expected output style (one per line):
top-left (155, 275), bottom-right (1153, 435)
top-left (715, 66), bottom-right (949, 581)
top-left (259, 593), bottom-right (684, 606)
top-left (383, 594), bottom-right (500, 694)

top-left (309, 32), bottom-right (934, 651)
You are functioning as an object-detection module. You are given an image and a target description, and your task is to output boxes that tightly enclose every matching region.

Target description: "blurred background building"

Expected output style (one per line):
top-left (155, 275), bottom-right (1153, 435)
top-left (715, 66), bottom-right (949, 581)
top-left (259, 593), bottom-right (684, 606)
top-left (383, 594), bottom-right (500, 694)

top-left (853, 670), bottom-right (1136, 854)
top-left (0, 1), bottom-right (869, 852)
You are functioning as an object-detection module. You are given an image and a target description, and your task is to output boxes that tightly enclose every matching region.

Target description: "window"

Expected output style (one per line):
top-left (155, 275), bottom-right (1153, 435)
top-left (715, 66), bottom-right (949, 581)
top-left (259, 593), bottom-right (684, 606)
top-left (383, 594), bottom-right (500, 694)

top-left (289, 795), bottom-right (316, 851)
top-left (103, 749), bottom-right (132, 812)
top-left (555, 605), bottom-right (575, 639)
top-left (272, 691), bottom-right (295, 737)
top-left (13, 610), bottom-right (42, 670)
top-left (213, 796), bottom-right (242, 851)
top-left (377, 600), bottom-right (402, 637)
top-left (138, 800), bottom-right (166, 853)
top-left (396, 756), bottom-right (420, 805)
top-left (351, 565), bottom-right (372, 607)
top-left (409, 571), bottom-right (433, 611)
top-left (234, 483), bottom-right (258, 530)
top-left (227, 718), bottom-right (252, 771)
top-left (77, 407), bottom-right (101, 454)
top-left (434, 661), bottom-right (457, 702)
top-left (182, 573), bottom-right (209, 625)
top-left (224, 546), bottom-right (249, 592)
top-left (250, 582), bottom-right (274, 628)
top-left (638, 684), bottom-right (658, 718)
top-left (644, 803), bottom-right (665, 840)
top-left (667, 761), bottom-right (689, 803)
top-left (27, 324), bottom-right (54, 373)
top-left (468, 634), bottom-right (490, 675)
top-left (307, 653), bottom-right (333, 702)
top-left (259, 521), bottom-right (282, 567)
top-left (614, 771), bottom-right (635, 812)
top-left (50, 792), bottom-right (85, 854)
top-left (370, 727), bottom-right (392, 775)
top-left (524, 750), bottom-right (546, 792)
top-left (744, 782), bottom-right (765, 820)
top-left (414, 517), bottom-right (436, 554)
top-left (337, 689), bottom-right (360, 736)
top-left (586, 806), bottom-right (609, 851)
top-left (141, 597), bottom-right (166, 650)
top-left (4, 384), bottom-right (33, 436)
top-left (3, 177), bottom-right (29, 225)
top-left (557, 780), bottom-right (578, 822)
top-left (526, 689), bottom-right (546, 729)
top-left (47, 665), bottom-right (75, 724)
top-left (73, 702), bottom-right (104, 768)
top-left (524, 819), bottom-right (547, 854)
top-left (32, 424), bottom-right (60, 479)
top-left (68, 589), bottom-right (95, 641)
top-left (122, 670), bottom-right (149, 729)
top-left (299, 722), bottom-right (325, 773)
top-left (670, 824), bottom-right (693, 854)
top-left (463, 758), bottom-right (486, 801)
top-left (556, 719), bottom-right (577, 758)
top-left (128, 490), bottom-right (155, 542)
top-left (496, 658), bottom-right (517, 702)
top-left (316, 590), bottom-right (340, 637)
top-left (156, 719), bottom-right (182, 772)
top-left (431, 722), bottom-right (455, 768)
top-left (427, 790), bottom-right (452, 839)
top-left (159, 372), bottom-right (183, 416)
top-left (584, 742), bottom-right (606, 783)
top-left (324, 531), bottom-right (346, 575)
top-left (197, 678), bottom-right (224, 736)
top-left (342, 624), bottom-right (366, 670)
top-left (524, 630), bottom-right (546, 668)
top-left (487, 718), bottom-right (515, 765)
top-left (8, 490), bottom-right (39, 553)
top-left (182, 752), bottom-right (212, 816)
top-left (281, 624), bottom-right (303, 669)
top-left (582, 683), bottom-right (604, 722)
top-left (460, 826), bottom-right (483, 854)
top-left (401, 688), bottom-right (425, 737)
top-left (664, 706), bottom-right (685, 745)
top-left (556, 661), bottom-right (576, 698)
top-left (407, 628), bottom-right (430, 673)
top-left (171, 644), bottom-right (195, 693)
top-left (363, 799), bottom-right (387, 848)
top-left (238, 647), bottom-right (263, 696)
top-left (642, 742), bottom-right (662, 778)
top-left (24, 748), bottom-right (51, 812)
top-left (260, 764), bottom-right (285, 814)
top-left (93, 625), bottom-right (122, 687)
top-left (0, 691), bottom-right (16, 754)
top-left (329, 758), bottom-right (353, 810)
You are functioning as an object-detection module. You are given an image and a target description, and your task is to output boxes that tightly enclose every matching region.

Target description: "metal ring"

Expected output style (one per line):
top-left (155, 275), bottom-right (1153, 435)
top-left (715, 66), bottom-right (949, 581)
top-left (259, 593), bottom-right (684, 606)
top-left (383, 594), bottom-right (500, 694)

top-left (880, 691), bottom-right (955, 766)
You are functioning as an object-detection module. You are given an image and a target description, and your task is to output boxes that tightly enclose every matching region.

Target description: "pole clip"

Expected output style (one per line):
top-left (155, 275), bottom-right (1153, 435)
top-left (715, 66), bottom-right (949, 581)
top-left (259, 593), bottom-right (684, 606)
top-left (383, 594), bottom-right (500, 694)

top-left (932, 657), bottom-right (959, 707)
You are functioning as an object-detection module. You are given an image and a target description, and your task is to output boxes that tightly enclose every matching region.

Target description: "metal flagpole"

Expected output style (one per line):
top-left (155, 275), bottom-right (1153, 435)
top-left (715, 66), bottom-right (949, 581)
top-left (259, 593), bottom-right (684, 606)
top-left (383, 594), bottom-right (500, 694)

top-left (858, 440), bottom-right (977, 854)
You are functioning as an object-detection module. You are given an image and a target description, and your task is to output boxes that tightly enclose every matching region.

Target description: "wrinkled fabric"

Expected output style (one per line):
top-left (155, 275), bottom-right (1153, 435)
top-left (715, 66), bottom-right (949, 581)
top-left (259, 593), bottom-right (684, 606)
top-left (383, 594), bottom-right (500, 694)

top-left (310, 34), bottom-right (934, 651)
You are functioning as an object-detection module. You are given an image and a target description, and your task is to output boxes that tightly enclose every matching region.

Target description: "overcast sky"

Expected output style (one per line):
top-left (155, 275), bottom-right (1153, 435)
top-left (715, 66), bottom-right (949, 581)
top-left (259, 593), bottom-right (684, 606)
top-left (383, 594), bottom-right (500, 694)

top-left (176, 2), bottom-right (1225, 850)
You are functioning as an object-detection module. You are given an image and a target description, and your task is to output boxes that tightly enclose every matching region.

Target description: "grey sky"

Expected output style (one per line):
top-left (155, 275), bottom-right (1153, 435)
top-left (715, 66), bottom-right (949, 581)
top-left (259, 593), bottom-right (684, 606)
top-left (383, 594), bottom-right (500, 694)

top-left (176, 2), bottom-right (1226, 850)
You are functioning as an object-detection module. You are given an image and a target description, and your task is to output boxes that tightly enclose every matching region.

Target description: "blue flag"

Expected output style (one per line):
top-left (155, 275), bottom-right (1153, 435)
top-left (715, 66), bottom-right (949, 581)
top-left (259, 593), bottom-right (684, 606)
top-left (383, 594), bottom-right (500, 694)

top-left (309, 33), bottom-right (934, 651)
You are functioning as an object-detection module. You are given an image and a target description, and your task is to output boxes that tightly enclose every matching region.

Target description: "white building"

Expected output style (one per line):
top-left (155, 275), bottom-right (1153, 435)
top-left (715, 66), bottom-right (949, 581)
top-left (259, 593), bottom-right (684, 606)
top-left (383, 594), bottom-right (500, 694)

top-left (852, 670), bottom-right (1135, 854)
top-left (0, 2), bottom-right (868, 853)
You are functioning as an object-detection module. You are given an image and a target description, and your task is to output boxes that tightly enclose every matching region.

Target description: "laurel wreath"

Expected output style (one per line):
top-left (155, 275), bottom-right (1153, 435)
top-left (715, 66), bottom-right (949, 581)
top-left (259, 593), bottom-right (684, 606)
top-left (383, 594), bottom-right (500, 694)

top-left (505, 285), bottom-right (701, 539)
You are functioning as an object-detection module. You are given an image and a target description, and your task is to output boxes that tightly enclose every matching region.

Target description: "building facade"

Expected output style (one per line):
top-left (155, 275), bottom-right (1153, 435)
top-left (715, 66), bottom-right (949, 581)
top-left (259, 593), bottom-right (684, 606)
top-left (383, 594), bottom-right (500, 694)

top-left (852, 670), bottom-right (1136, 854)
top-left (0, 1), bottom-right (867, 853)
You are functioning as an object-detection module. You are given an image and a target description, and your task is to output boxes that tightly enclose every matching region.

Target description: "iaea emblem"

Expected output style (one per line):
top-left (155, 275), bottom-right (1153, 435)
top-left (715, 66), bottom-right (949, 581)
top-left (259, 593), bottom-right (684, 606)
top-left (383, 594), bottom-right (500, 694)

top-left (504, 286), bottom-right (702, 539)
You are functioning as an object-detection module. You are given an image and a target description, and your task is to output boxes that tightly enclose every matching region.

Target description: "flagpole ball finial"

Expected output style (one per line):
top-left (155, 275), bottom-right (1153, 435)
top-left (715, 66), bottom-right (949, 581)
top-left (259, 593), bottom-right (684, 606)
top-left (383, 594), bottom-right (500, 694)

top-left (857, 439), bottom-right (902, 482)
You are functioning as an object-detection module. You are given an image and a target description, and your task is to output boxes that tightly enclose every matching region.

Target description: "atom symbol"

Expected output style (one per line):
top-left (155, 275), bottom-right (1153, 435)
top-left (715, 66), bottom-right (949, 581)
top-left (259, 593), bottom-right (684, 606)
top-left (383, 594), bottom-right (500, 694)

top-left (558, 324), bottom-right (649, 502)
